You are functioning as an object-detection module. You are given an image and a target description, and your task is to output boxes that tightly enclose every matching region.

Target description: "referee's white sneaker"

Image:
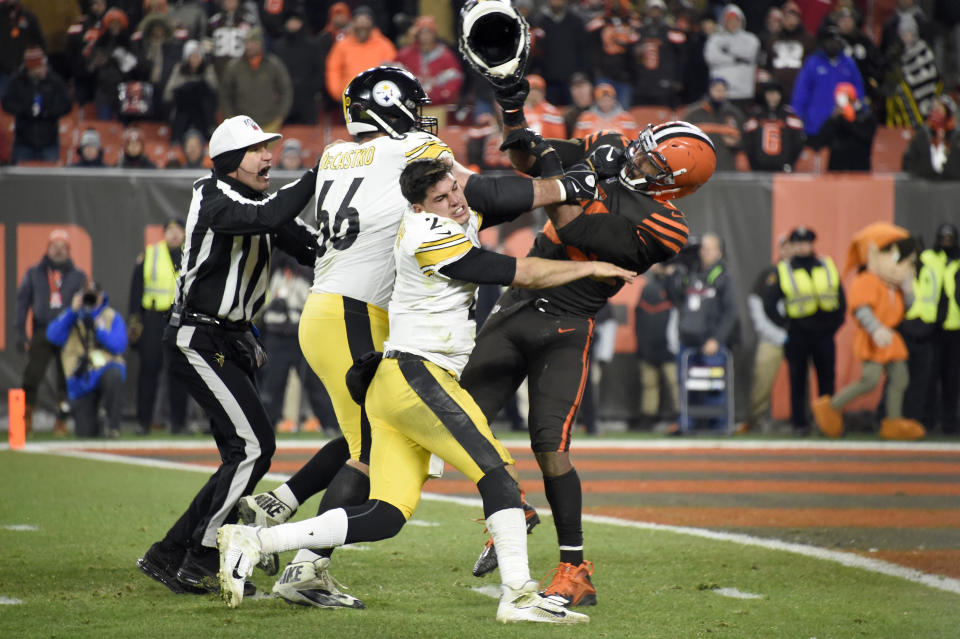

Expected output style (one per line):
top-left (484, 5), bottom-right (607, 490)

top-left (496, 580), bottom-right (589, 624)
top-left (217, 524), bottom-right (262, 608)
top-left (272, 556), bottom-right (365, 609)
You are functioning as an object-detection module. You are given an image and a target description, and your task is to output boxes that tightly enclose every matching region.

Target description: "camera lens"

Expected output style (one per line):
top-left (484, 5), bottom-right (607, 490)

top-left (82, 292), bottom-right (97, 306)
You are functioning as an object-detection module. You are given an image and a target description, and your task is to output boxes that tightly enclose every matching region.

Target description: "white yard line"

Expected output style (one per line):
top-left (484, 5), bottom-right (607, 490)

top-left (6, 440), bottom-right (960, 597)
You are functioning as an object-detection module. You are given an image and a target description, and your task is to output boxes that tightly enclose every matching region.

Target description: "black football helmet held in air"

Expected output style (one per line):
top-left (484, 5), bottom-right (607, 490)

top-left (342, 66), bottom-right (438, 139)
top-left (459, 0), bottom-right (530, 88)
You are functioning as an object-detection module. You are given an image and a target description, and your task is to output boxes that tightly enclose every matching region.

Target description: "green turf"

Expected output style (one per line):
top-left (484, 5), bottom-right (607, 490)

top-left (0, 450), bottom-right (956, 639)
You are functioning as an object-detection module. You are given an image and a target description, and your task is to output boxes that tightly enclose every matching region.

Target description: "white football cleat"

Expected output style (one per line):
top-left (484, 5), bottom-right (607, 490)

top-left (238, 491), bottom-right (295, 527)
top-left (496, 580), bottom-right (589, 624)
top-left (272, 556), bottom-right (365, 609)
top-left (216, 524), bottom-right (262, 608)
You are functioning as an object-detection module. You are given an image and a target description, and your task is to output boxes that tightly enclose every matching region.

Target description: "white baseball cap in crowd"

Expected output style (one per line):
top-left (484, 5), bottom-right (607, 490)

top-left (208, 115), bottom-right (281, 159)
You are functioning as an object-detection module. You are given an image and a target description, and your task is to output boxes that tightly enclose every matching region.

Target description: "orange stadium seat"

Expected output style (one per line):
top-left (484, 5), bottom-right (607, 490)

top-left (145, 141), bottom-right (170, 168)
top-left (136, 121), bottom-right (172, 143)
top-left (629, 105), bottom-right (677, 127)
top-left (793, 146), bottom-right (828, 173)
top-left (871, 127), bottom-right (913, 173)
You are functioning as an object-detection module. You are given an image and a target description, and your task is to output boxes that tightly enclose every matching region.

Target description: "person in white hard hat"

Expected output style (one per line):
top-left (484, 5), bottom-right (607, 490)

top-left (136, 114), bottom-right (335, 598)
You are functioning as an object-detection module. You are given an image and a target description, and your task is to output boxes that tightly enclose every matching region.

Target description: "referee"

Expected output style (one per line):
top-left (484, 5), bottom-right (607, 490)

top-left (137, 115), bottom-right (319, 595)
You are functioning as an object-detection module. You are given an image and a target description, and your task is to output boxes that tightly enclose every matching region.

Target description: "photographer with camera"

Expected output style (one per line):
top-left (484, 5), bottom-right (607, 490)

top-left (45, 281), bottom-right (127, 438)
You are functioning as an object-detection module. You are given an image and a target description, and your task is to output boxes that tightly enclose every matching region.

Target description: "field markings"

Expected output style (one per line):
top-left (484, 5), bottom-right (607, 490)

top-left (713, 587), bottom-right (764, 599)
top-left (0, 597), bottom-right (23, 605)
top-left (8, 439), bottom-right (960, 597)
top-left (2, 524), bottom-right (38, 531)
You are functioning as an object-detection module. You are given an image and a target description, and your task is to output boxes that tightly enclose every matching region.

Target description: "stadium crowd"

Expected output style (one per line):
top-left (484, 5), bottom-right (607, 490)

top-left (0, 0), bottom-right (958, 175)
top-left (8, 0), bottom-right (960, 442)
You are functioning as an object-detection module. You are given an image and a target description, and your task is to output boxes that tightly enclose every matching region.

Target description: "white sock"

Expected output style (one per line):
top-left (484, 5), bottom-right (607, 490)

top-left (292, 549), bottom-right (322, 564)
top-left (485, 508), bottom-right (530, 590)
top-left (258, 508), bottom-right (348, 554)
top-left (272, 483), bottom-right (300, 511)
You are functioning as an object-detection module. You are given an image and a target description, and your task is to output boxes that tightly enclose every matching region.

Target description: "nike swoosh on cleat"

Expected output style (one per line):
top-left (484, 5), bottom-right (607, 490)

top-left (232, 557), bottom-right (244, 580)
top-left (558, 328), bottom-right (576, 334)
top-left (534, 605), bottom-right (566, 618)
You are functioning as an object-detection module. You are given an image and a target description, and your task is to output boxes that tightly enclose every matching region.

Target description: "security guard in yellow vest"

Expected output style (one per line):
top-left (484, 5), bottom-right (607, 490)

top-left (933, 224), bottom-right (960, 434)
top-left (128, 219), bottom-right (188, 435)
top-left (900, 243), bottom-right (946, 425)
top-left (763, 227), bottom-right (846, 435)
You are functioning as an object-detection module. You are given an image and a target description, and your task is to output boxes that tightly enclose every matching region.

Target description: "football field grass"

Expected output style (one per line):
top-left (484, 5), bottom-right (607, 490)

top-left (1, 447), bottom-right (958, 639)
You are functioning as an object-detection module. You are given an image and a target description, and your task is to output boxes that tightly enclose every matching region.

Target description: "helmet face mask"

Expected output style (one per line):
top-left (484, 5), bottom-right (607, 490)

top-left (343, 66), bottom-right (438, 139)
top-left (459, 0), bottom-right (531, 88)
top-left (619, 122), bottom-right (716, 200)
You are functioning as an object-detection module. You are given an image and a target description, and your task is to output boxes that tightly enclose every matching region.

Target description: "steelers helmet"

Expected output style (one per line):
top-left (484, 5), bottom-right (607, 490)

top-left (619, 121), bottom-right (716, 200)
top-left (342, 66), bottom-right (437, 139)
top-left (459, 0), bottom-right (530, 88)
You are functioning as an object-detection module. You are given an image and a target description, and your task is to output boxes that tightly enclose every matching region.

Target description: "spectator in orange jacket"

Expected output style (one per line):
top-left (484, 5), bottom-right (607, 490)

top-left (812, 223), bottom-right (924, 441)
top-left (519, 74), bottom-right (566, 139)
top-left (324, 6), bottom-right (396, 104)
top-left (573, 82), bottom-right (640, 139)
top-left (395, 15), bottom-right (462, 106)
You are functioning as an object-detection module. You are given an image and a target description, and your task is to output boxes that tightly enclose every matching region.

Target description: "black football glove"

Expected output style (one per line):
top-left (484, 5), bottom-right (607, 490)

top-left (586, 143), bottom-right (626, 179)
top-left (495, 79), bottom-right (529, 125)
top-left (559, 161), bottom-right (599, 203)
top-left (500, 128), bottom-right (563, 176)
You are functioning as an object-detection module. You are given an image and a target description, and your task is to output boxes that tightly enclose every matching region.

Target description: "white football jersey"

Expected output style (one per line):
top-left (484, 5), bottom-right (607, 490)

top-left (383, 207), bottom-right (484, 377)
top-left (310, 131), bottom-right (452, 309)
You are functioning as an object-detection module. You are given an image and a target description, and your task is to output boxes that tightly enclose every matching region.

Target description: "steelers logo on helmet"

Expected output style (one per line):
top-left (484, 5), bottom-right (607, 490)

top-left (619, 121), bottom-right (716, 200)
top-left (372, 80), bottom-right (401, 108)
top-left (342, 66), bottom-right (438, 139)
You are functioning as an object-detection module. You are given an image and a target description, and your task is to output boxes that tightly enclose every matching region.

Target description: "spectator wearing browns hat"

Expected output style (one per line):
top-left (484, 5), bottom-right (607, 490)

top-left (573, 82), bottom-right (640, 138)
top-left (87, 7), bottom-right (139, 120)
top-left (1, 47), bottom-right (71, 164)
top-left (819, 81), bottom-right (877, 171)
top-left (520, 74), bottom-right (567, 139)
top-left (395, 15), bottom-right (463, 106)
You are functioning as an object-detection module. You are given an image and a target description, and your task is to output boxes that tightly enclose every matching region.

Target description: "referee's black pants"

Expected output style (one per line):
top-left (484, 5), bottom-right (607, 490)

top-left (161, 323), bottom-right (276, 550)
top-left (784, 328), bottom-right (836, 429)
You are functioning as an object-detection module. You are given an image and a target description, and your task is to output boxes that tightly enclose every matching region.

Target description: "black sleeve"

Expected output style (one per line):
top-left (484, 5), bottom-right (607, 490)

top-left (128, 260), bottom-right (145, 316)
top-left (761, 271), bottom-right (787, 329)
top-left (437, 247), bottom-right (517, 285)
top-left (464, 173), bottom-right (535, 228)
top-left (204, 167), bottom-right (318, 234)
top-left (271, 217), bottom-right (317, 267)
top-left (522, 138), bottom-right (587, 177)
top-left (556, 208), bottom-right (688, 272)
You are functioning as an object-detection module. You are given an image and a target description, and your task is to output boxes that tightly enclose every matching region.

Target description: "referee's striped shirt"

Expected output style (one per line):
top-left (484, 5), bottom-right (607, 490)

top-left (176, 170), bottom-right (317, 323)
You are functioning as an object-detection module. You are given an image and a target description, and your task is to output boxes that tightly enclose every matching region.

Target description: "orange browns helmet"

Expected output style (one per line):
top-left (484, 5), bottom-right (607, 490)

top-left (619, 121), bottom-right (716, 200)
